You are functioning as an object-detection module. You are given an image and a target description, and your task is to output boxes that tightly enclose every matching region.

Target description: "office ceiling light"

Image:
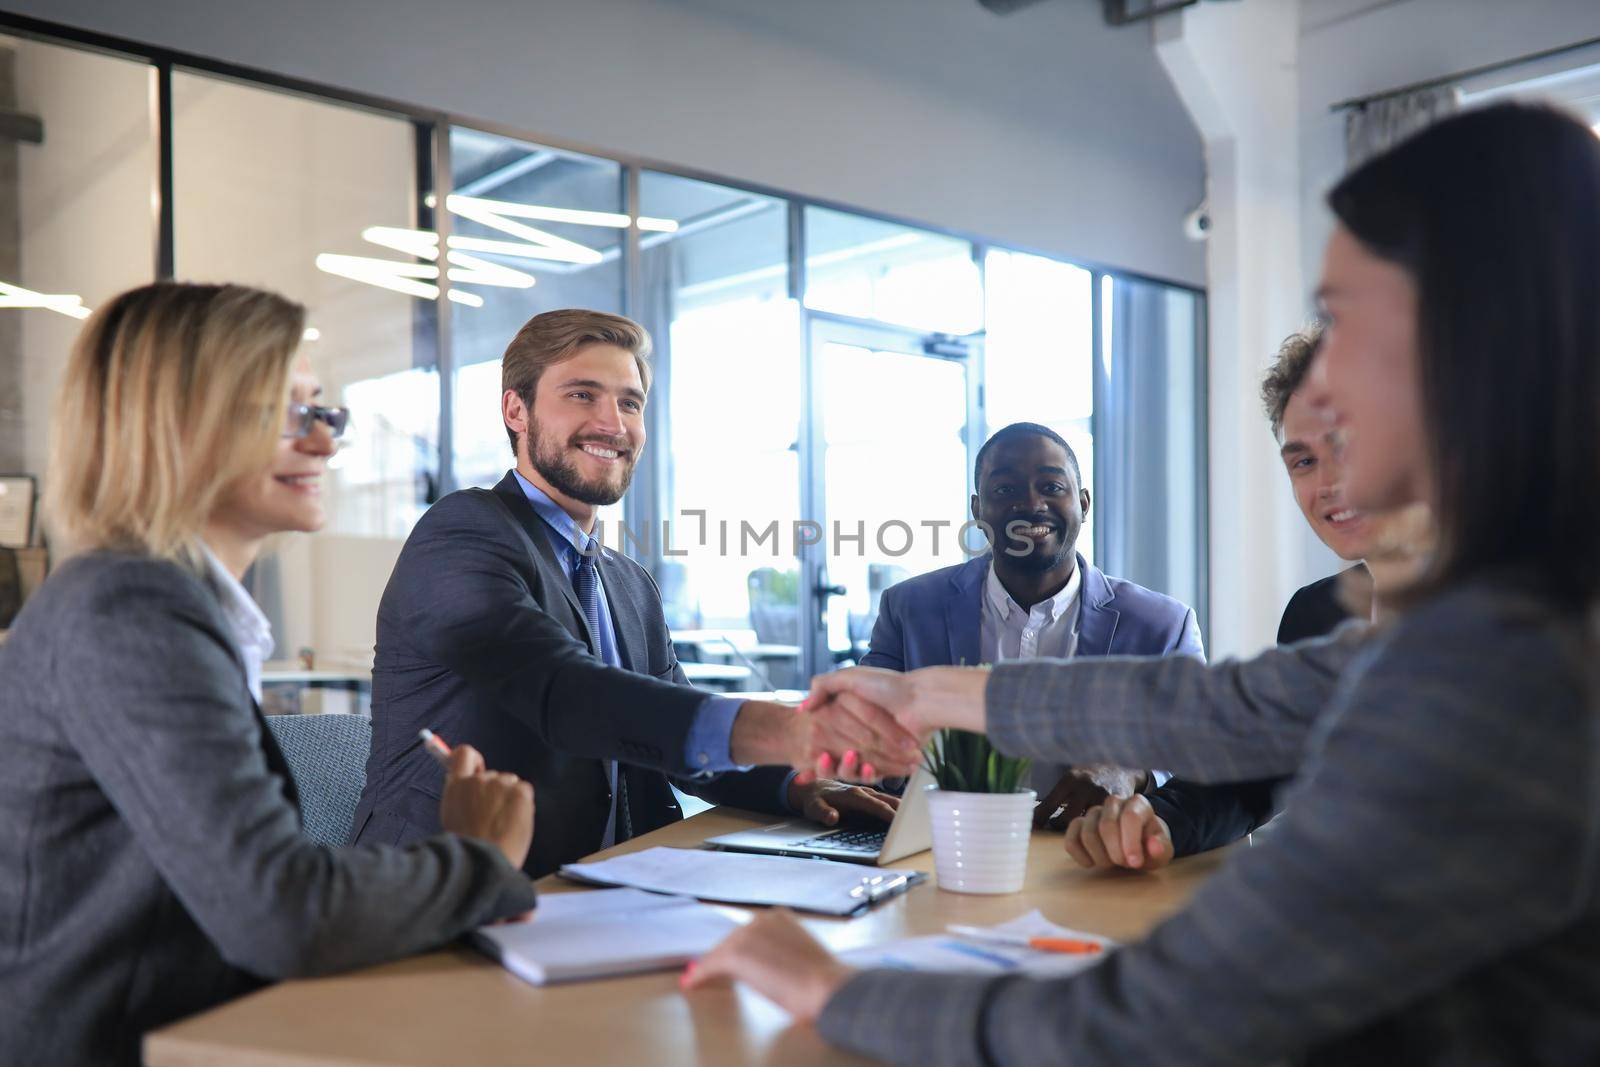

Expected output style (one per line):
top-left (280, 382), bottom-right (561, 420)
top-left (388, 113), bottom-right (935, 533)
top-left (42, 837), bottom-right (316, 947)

top-left (0, 280), bottom-right (91, 319)
top-left (320, 197), bottom-right (680, 304)
top-left (447, 194), bottom-right (677, 233)
top-left (302, 327), bottom-right (322, 341)
top-left (314, 254), bottom-right (442, 301)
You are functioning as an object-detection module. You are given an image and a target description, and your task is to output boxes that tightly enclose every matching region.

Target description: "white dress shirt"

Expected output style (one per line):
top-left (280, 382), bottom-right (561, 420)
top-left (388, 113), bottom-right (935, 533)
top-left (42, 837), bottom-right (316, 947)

top-left (981, 563), bottom-right (1081, 795)
top-left (979, 562), bottom-right (1082, 665)
top-left (199, 543), bottom-right (275, 704)
top-left (978, 562), bottom-right (1153, 799)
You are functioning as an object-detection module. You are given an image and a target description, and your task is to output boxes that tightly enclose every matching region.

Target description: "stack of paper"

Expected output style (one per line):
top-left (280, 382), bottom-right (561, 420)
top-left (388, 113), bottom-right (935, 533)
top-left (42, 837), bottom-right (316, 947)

top-left (842, 910), bottom-right (1115, 978)
top-left (470, 888), bottom-right (738, 985)
top-left (560, 846), bottom-right (924, 917)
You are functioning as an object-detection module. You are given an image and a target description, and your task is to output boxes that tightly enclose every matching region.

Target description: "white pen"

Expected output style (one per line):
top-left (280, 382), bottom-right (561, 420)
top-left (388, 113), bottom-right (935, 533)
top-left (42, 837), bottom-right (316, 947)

top-left (418, 727), bottom-right (453, 768)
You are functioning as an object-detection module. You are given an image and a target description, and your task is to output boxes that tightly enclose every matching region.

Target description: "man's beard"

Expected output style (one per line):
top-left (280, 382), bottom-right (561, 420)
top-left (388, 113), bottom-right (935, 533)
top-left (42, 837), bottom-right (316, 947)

top-left (530, 424), bottom-right (636, 506)
top-left (1001, 522), bottom-right (1075, 573)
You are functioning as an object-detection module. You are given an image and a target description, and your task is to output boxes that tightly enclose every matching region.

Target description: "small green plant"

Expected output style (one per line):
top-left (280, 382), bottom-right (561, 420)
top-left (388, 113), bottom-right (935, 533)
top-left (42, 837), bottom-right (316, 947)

top-left (922, 728), bottom-right (1031, 794)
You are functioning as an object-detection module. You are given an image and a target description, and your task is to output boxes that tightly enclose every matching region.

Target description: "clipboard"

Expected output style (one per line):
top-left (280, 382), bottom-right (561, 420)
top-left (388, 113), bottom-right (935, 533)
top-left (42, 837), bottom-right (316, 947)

top-left (559, 846), bottom-right (927, 917)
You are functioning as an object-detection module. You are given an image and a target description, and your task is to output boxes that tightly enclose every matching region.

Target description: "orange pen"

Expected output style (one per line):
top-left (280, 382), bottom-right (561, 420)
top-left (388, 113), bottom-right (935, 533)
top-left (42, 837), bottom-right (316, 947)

top-left (945, 925), bottom-right (1106, 955)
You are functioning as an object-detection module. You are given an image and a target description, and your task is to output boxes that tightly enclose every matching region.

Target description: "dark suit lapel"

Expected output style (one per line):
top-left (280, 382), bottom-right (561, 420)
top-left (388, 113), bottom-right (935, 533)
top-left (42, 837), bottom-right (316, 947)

top-left (489, 472), bottom-right (596, 656)
top-left (946, 556), bottom-right (987, 667)
top-left (1075, 555), bottom-right (1120, 658)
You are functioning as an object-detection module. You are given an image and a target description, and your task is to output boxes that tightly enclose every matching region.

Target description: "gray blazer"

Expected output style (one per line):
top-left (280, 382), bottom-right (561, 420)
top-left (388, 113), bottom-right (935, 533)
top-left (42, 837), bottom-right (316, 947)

top-left (0, 552), bottom-right (537, 1067)
top-left (819, 583), bottom-right (1600, 1066)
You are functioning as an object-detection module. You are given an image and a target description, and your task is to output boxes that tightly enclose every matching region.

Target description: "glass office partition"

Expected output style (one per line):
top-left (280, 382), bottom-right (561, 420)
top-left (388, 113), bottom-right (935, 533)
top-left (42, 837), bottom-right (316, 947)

top-left (813, 331), bottom-right (973, 663)
top-left (172, 70), bottom-right (426, 689)
top-left (0, 36), bottom-right (155, 602)
top-left (803, 207), bottom-right (982, 335)
top-left (449, 130), bottom-right (626, 493)
top-left (639, 171), bottom-right (802, 688)
top-left (1, 18), bottom-right (1210, 671)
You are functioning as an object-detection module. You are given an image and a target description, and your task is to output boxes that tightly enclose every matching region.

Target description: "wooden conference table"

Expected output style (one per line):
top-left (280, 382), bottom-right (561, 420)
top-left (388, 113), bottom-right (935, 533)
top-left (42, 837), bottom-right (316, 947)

top-left (146, 807), bottom-right (1232, 1066)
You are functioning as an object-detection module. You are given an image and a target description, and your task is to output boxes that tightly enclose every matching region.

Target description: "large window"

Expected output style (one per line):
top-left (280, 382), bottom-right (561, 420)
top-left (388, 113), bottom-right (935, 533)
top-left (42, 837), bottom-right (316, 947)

top-left (1097, 275), bottom-right (1206, 625)
top-left (448, 130), bottom-right (626, 492)
top-left (804, 207), bottom-right (982, 335)
top-left (639, 172), bottom-right (803, 686)
top-left (1, 19), bottom-right (1210, 671)
top-left (983, 249), bottom-right (1096, 563)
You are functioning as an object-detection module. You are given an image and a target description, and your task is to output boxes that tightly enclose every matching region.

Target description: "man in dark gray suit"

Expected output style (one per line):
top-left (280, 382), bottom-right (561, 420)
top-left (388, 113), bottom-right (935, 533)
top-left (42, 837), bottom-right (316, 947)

top-left (353, 309), bottom-right (901, 877)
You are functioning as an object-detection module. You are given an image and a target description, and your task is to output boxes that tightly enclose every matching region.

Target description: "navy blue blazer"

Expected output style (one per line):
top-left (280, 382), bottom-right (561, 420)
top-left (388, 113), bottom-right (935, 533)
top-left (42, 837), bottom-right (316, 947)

top-left (352, 472), bottom-right (790, 878)
top-left (860, 553), bottom-right (1202, 669)
top-left (861, 554), bottom-right (1274, 857)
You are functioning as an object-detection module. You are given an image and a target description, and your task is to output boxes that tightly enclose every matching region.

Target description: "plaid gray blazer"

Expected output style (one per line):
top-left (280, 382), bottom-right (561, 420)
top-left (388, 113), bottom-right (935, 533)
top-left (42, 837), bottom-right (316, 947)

top-left (819, 582), bottom-right (1600, 1066)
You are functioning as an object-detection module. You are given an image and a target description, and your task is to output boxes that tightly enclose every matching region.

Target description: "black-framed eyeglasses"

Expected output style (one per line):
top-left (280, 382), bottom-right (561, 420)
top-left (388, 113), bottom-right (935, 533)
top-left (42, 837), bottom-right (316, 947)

top-left (283, 403), bottom-right (350, 440)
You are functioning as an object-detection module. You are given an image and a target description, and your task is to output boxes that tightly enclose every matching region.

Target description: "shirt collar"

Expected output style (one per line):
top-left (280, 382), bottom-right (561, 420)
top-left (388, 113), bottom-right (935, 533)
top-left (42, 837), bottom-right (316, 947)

top-left (197, 540), bottom-right (274, 660)
top-left (512, 469), bottom-right (608, 561)
top-left (985, 560), bottom-right (1082, 623)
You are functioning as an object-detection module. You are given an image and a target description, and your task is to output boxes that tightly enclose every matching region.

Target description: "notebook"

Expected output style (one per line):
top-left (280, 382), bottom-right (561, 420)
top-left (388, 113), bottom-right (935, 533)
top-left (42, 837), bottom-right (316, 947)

top-left (469, 888), bottom-right (739, 985)
top-left (560, 846), bottom-right (926, 917)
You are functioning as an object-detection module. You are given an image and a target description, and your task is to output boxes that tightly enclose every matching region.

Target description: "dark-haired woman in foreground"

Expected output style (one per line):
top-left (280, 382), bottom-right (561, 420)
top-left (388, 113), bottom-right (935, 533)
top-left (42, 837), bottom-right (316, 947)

top-left (0, 283), bottom-right (537, 1066)
top-left (690, 102), bottom-right (1600, 1065)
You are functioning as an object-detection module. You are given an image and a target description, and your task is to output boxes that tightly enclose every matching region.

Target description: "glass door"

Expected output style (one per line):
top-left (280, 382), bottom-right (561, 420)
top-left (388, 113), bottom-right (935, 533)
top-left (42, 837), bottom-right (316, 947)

top-left (802, 318), bottom-right (982, 674)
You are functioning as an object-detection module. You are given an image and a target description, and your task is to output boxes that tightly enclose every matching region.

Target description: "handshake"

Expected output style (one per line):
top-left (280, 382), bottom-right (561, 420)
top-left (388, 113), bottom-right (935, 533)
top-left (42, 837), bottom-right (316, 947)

top-left (735, 665), bottom-right (994, 783)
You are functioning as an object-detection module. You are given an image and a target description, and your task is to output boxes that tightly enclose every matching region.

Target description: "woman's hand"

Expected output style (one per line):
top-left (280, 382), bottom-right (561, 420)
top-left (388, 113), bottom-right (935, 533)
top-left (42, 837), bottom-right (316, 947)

top-left (681, 909), bottom-right (854, 1022)
top-left (438, 743), bottom-right (535, 870)
top-left (797, 665), bottom-right (990, 781)
top-left (1063, 794), bottom-right (1173, 872)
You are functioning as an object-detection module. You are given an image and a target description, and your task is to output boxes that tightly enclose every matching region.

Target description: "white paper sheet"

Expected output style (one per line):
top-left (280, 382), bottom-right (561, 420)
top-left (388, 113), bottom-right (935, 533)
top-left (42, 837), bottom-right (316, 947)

top-left (842, 910), bottom-right (1115, 977)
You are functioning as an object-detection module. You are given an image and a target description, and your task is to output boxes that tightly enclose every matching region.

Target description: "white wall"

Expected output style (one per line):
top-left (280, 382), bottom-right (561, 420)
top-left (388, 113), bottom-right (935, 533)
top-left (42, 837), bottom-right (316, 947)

top-left (5, 0), bottom-right (1207, 286)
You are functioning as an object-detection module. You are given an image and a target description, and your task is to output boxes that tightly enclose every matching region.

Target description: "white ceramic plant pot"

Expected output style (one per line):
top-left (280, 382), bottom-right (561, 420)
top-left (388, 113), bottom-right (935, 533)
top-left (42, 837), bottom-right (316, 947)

top-left (926, 787), bottom-right (1036, 894)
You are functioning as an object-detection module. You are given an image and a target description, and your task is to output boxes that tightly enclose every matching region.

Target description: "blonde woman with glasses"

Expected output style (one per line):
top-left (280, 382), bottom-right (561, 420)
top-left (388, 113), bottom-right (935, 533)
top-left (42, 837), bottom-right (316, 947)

top-left (0, 282), bottom-right (537, 1067)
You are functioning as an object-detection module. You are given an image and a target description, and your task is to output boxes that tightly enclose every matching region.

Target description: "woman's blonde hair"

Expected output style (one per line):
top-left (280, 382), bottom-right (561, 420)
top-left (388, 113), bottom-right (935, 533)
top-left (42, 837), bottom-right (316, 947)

top-left (46, 282), bottom-right (306, 563)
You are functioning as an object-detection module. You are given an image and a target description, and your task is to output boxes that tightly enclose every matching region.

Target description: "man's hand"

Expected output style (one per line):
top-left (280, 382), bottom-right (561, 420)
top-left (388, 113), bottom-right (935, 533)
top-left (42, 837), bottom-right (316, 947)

top-left (438, 743), bottom-right (536, 870)
top-left (1063, 794), bottom-right (1173, 872)
top-left (1033, 769), bottom-right (1111, 830)
top-left (795, 665), bottom-right (990, 781)
top-left (729, 699), bottom-right (922, 783)
top-left (787, 778), bottom-right (900, 828)
top-left (681, 908), bottom-right (854, 1022)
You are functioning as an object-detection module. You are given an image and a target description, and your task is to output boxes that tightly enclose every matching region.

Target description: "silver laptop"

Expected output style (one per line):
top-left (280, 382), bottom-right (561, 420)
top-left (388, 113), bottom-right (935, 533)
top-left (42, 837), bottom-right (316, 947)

top-left (703, 767), bottom-right (934, 866)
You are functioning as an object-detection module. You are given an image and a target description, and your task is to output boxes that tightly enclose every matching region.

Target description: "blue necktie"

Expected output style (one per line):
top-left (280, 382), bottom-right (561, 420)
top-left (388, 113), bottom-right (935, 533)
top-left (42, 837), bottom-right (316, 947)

top-left (573, 543), bottom-right (631, 842)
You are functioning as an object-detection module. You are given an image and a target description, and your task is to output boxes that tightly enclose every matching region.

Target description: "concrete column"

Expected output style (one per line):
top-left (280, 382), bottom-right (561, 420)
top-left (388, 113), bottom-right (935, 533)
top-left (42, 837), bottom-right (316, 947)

top-left (1154, 0), bottom-right (1313, 659)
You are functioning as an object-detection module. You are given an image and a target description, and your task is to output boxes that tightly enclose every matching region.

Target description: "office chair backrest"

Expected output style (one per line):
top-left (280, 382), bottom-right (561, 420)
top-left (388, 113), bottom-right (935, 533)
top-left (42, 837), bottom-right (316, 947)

top-left (264, 713), bottom-right (372, 847)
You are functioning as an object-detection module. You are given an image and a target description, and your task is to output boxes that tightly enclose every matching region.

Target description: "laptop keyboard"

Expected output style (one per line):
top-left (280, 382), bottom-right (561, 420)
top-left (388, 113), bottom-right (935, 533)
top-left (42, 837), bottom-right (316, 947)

top-left (795, 828), bottom-right (887, 853)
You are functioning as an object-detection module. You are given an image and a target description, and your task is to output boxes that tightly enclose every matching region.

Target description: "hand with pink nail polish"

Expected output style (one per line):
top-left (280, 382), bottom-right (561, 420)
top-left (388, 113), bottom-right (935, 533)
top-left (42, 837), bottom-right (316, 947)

top-left (681, 909), bottom-right (853, 1023)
